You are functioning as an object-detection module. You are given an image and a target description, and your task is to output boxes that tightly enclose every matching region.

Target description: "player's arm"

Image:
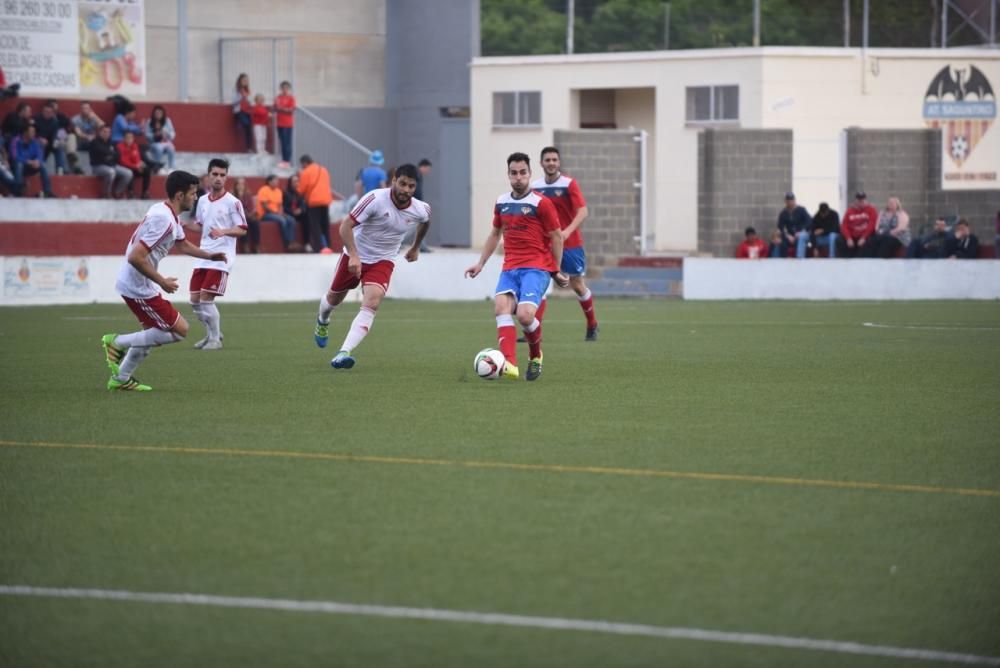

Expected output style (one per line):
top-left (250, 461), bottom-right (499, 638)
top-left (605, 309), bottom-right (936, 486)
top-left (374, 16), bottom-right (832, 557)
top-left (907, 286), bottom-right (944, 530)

top-left (548, 229), bottom-right (569, 288)
top-left (176, 238), bottom-right (227, 264)
top-left (340, 215), bottom-right (363, 276)
top-left (561, 204), bottom-right (588, 241)
top-left (127, 242), bottom-right (179, 294)
top-left (464, 226), bottom-right (502, 279)
top-left (404, 220), bottom-right (431, 263)
top-left (209, 204), bottom-right (250, 239)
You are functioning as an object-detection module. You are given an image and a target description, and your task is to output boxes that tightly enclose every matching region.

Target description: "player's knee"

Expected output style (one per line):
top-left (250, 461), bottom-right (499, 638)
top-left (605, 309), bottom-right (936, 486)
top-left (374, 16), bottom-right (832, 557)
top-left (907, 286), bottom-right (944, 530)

top-left (172, 317), bottom-right (189, 338)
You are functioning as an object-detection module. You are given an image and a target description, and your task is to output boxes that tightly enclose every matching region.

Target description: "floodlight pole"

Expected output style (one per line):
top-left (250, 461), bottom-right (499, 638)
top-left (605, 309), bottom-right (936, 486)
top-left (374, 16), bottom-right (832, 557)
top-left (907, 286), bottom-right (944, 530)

top-left (753, 0), bottom-right (760, 47)
top-left (177, 0), bottom-right (189, 101)
top-left (942, 0), bottom-right (949, 47)
top-left (843, 0), bottom-right (850, 47)
top-left (566, 0), bottom-right (574, 54)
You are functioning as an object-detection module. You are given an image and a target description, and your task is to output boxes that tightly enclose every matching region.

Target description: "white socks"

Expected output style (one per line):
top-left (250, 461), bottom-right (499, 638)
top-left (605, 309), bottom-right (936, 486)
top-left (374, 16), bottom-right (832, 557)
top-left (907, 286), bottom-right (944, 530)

top-left (578, 288), bottom-right (592, 302)
top-left (318, 294), bottom-right (335, 324)
top-left (340, 306), bottom-right (376, 353)
top-left (115, 346), bottom-right (151, 381)
top-left (115, 328), bottom-right (180, 348)
top-left (201, 302), bottom-right (221, 340)
top-left (523, 318), bottom-right (540, 334)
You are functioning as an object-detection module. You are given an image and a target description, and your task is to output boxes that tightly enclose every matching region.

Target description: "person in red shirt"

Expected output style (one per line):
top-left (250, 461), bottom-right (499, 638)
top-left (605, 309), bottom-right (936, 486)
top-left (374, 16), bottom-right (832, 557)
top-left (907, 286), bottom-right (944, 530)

top-left (735, 226), bottom-right (768, 259)
top-left (116, 130), bottom-right (149, 199)
top-left (839, 191), bottom-right (879, 257)
top-left (464, 152), bottom-right (570, 382)
top-left (274, 80), bottom-right (296, 168)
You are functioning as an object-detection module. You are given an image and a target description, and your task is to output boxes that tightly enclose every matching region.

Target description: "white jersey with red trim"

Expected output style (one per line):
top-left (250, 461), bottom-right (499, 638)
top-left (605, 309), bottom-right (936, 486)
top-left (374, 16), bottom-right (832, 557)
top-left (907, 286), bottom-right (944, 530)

top-left (193, 191), bottom-right (247, 272)
top-left (348, 188), bottom-right (431, 263)
top-left (115, 201), bottom-right (187, 299)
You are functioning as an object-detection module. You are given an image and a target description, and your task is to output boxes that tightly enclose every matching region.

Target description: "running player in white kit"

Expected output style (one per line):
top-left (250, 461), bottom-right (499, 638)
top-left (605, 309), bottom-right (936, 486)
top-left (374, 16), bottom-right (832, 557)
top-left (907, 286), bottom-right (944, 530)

top-left (313, 163), bottom-right (431, 369)
top-left (100, 171), bottom-right (228, 391)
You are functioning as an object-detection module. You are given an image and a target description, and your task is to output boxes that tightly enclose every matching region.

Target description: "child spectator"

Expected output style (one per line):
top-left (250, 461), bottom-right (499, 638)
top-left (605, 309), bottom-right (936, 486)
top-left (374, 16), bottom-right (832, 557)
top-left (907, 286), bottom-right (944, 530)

top-left (274, 80), bottom-right (296, 168)
top-left (232, 73), bottom-right (253, 152)
top-left (117, 130), bottom-right (150, 199)
top-left (144, 105), bottom-right (176, 172)
top-left (251, 94), bottom-right (270, 155)
top-left (735, 226), bottom-right (768, 259)
top-left (768, 229), bottom-right (783, 258)
top-left (10, 124), bottom-right (54, 198)
top-left (255, 174), bottom-right (297, 251)
top-left (89, 125), bottom-right (132, 199)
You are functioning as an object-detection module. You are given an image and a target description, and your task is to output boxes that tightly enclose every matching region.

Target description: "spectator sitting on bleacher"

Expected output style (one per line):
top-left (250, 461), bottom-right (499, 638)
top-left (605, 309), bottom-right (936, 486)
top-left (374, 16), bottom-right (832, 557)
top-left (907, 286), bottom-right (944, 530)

top-left (284, 173), bottom-right (309, 250)
top-left (144, 105), bottom-right (176, 173)
top-left (767, 228), bottom-right (783, 258)
top-left (111, 105), bottom-right (142, 144)
top-left (810, 202), bottom-right (840, 258)
top-left (2, 102), bottom-right (31, 144)
top-left (777, 192), bottom-right (812, 258)
top-left (866, 196), bottom-right (911, 258)
top-left (840, 191), bottom-right (879, 257)
top-left (33, 100), bottom-right (71, 175)
top-left (10, 124), bottom-right (54, 198)
top-left (735, 226), bottom-right (768, 259)
top-left (69, 101), bottom-right (104, 174)
top-left (89, 125), bottom-right (132, 199)
top-left (946, 219), bottom-right (979, 259)
top-left (232, 177), bottom-right (259, 254)
top-left (906, 217), bottom-right (949, 259)
top-left (0, 143), bottom-right (19, 195)
top-left (117, 130), bottom-right (150, 199)
top-left (256, 174), bottom-right (297, 252)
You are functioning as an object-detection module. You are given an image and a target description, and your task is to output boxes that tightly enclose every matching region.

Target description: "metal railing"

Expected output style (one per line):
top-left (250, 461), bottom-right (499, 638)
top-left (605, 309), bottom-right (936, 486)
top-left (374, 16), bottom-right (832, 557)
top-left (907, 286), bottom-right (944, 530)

top-left (295, 107), bottom-right (374, 201)
top-left (218, 37), bottom-right (295, 105)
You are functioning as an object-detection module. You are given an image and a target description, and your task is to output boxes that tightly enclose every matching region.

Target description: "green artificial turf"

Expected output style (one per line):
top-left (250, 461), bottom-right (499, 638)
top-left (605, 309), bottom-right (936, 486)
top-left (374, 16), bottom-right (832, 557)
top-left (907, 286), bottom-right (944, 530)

top-left (1, 298), bottom-right (998, 667)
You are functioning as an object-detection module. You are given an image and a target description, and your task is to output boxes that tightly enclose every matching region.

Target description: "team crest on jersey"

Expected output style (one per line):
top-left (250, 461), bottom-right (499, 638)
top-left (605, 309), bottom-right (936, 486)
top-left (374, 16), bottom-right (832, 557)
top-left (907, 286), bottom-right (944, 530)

top-left (554, 189), bottom-right (563, 196)
top-left (521, 206), bottom-right (532, 215)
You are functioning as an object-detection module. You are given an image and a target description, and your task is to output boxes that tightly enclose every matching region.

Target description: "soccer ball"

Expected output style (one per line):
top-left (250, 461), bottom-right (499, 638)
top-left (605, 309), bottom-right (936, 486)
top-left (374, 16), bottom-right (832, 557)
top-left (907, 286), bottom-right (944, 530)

top-left (474, 348), bottom-right (506, 380)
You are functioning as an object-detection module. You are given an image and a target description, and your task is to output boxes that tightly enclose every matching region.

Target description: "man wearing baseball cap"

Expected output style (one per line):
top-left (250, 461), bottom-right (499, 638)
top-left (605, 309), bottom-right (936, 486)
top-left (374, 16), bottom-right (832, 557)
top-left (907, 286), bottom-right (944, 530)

top-left (839, 191), bottom-right (878, 257)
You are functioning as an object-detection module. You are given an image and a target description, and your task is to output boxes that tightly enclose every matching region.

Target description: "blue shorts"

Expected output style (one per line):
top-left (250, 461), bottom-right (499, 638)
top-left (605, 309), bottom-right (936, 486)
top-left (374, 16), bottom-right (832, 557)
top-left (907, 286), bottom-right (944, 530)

top-left (561, 247), bottom-right (586, 276)
top-left (495, 268), bottom-right (551, 307)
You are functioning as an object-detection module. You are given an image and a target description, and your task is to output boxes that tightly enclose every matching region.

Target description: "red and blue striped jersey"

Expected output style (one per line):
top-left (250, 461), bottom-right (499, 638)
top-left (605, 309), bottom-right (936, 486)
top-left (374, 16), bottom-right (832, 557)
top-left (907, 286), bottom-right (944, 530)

top-left (530, 174), bottom-right (587, 249)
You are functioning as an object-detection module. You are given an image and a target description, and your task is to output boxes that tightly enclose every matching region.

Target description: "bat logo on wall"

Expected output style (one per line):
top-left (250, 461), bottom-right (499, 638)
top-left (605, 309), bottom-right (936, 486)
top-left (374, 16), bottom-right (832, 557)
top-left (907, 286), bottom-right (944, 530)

top-left (925, 65), bottom-right (995, 101)
top-left (923, 64), bottom-right (996, 168)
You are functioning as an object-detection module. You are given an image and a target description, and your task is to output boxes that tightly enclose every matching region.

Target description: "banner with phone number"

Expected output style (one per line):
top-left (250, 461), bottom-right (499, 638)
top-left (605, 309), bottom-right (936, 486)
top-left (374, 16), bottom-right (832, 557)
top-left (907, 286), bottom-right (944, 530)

top-left (0, 0), bottom-right (145, 97)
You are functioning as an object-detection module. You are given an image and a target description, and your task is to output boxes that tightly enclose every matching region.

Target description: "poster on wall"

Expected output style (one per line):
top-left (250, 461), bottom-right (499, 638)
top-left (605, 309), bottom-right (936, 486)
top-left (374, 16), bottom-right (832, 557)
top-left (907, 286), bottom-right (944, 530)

top-left (0, 0), bottom-right (80, 95)
top-left (923, 64), bottom-right (998, 191)
top-left (3, 257), bottom-right (90, 299)
top-left (78, 0), bottom-right (145, 97)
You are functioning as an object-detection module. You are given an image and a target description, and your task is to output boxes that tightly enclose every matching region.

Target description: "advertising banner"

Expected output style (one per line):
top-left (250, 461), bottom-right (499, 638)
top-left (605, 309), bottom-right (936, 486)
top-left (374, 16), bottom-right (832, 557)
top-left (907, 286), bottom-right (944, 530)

top-left (0, 0), bottom-right (80, 95)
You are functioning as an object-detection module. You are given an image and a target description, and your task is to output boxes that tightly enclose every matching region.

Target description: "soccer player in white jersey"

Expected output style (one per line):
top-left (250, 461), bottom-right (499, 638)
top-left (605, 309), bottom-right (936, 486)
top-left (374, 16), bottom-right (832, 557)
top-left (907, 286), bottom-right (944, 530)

top-left (313, 163), bottom-right (431, 369)
top-left (187, 158), bottom-right (248, 349)
top-left (100, 171), bottom-right (228, 391)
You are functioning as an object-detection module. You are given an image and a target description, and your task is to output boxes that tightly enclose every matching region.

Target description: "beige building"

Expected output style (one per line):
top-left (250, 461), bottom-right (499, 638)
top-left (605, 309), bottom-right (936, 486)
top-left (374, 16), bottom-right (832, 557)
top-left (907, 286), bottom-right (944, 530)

top-left (470, 47), bottom-right (1000, 253)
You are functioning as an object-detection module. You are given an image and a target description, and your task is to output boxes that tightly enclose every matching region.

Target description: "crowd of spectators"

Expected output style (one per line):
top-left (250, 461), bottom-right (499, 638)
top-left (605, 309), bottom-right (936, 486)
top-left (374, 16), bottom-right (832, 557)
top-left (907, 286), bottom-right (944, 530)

top-left (736, 190), bottom-right (986, 260)
top-left (230, 73), bottom-right (296, 165)
top-left (1, 96), bottom-right (175, 199)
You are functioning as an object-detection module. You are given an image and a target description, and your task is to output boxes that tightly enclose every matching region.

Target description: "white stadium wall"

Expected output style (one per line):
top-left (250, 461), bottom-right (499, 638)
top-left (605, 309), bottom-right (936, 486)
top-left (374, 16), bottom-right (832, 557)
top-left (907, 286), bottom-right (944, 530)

top-left (1, 252), bottom-right (500, 307)
top-left (683, 259), bottom-right (1000, 300)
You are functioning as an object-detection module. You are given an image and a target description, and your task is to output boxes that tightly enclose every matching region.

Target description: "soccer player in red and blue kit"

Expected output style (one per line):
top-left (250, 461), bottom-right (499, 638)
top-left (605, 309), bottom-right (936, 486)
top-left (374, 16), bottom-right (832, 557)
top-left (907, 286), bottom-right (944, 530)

top-left (465, 152), bottom-right (569, 381)
top-left (531, 146), bottom-right (599, 341)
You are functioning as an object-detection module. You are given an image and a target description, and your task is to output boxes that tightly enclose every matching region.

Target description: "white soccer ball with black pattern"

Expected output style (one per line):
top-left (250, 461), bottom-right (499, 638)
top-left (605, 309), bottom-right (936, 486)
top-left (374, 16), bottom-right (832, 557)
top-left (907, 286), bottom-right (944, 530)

top-left (474, 348), bottom-right (506, 380)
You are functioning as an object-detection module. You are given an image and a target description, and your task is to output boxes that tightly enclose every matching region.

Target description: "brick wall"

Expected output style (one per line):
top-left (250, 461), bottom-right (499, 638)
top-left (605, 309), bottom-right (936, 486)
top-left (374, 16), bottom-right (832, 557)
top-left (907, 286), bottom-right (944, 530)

top-left (698, 129), bottom-right (793, 258)
top-left (847, 128), bottom-right (1000, 239)
top-left (553, 130), bottom-right (641, 267)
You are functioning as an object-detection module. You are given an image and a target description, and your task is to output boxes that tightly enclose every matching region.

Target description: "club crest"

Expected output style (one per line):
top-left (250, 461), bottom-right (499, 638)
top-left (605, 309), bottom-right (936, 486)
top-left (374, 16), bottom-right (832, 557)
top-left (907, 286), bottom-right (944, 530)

top-left (923, 64), bottom-right (996, 167)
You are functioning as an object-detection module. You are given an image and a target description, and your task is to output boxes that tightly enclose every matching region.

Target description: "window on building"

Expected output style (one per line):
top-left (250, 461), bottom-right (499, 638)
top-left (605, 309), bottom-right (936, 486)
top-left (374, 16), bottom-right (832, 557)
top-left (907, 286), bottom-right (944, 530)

top-left (685, 85), bottom-right (739, 123)
top-left (493, 91), bottom-right (541, 126)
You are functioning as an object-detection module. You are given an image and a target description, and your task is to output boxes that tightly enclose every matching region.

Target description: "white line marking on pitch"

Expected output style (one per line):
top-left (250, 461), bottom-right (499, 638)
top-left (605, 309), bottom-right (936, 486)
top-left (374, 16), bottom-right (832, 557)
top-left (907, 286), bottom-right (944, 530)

top-left (862, 322), bottom-right (1000, 331)
top-left (1, 586), bottom-right (997, 665)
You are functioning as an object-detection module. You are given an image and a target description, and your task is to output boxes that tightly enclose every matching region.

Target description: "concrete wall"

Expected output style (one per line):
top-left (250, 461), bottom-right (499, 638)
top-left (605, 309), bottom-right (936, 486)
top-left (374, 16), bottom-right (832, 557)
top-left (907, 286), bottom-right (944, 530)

top-left (683, 258), bottom-right (1000, 300)
top-left (146, 0), bottom-right (386, 106)
top-left (1, 252), bottom-right (499, 306)
top-left (698, 129), bottom-right (793, 258)
top-left (554, 130), bottom-right (642, 267)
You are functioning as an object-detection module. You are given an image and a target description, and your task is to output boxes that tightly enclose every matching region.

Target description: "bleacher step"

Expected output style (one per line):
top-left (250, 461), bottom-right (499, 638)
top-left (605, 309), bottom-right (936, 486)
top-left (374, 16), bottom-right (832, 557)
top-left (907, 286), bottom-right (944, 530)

top-left (173, 152), bottom-right (288, 177)
top-left (0, 198), bottom-right (152, 223)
